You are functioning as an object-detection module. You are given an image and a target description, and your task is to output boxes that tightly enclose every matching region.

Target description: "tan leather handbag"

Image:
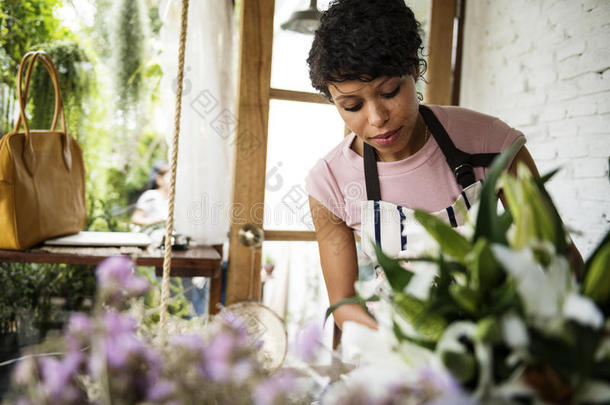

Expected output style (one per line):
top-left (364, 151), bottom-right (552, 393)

top-left (0, 51), bottom-right (86, 250)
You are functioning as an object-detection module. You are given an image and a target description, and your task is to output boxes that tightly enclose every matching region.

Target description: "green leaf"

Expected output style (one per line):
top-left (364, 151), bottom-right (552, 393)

top-left (583, 237), bottom-right (610, 309)
top-left (474, 143), bottom-right (521, 244)
top-left (414, 210), bottom-right (472, 262)
top-left (486, 280), bottom-right (519, 315)
top-left (467, 238), bottom-right (502, 290)
top-left (324, 296), bottom-right (377, 324)
top-left (533, 172), bottom-right (569, 255)
top-left (394, 292), bottom-right (447, 341)
top-left (392, 321), bottom-right (436, 350)
top-left (581, 229), bottom-right (610, 282)
top-left (374, 243), bottom-right (414, 291)
top-left (539, 168), bottom-right (560, 185)
top-left (441, 350), bottom-right (477, 383)
top-left (476, 317), bottom-right (502, 343)
top-left (449, 284), bottom-right (479, 316)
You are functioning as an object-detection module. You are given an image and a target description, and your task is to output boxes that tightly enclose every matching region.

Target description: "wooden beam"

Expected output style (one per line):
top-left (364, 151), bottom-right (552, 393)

top-left (269, 88), bottom-right (330, 104)
top-left (226, 0), bottom-right (275, 305)
top-left (451, 0), bottom-right (466, 106)
top-left (424, 0), bottom-right (457, 105)
top-left (264, 230), bottom-right (317, 241)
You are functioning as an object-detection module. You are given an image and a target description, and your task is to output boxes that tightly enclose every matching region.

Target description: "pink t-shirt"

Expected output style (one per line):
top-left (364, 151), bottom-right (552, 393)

top-left (304, 105), bottom-right (526, 236)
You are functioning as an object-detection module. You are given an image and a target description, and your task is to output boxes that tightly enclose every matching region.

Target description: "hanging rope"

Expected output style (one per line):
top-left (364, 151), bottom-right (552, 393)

top-left (160, 0), bottom-right (190, 340)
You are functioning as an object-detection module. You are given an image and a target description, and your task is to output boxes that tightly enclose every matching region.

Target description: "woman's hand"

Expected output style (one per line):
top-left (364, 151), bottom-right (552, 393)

top-left (309, 196), bottom-right (378, 331)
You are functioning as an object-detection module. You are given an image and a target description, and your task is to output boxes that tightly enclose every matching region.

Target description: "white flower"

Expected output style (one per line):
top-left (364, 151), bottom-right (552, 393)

top-left (340, 321), bottom-right (398, 368)
top-left (436, 321), bottom-right (493, 398)
top-left (354, 277), bottom-right (389, 301)
top-left (575, 380), bottom-right (610, 403)
top-left (491, 245), bottom-right (562, 324)
top-left (401, 216), bottom-right (440, 258)
top-left (502, 312), bottom-right (529, 349)
top-left (563, 293), bottom-right (604, 329)
top-left (402, 260), bottom-right (437, 301)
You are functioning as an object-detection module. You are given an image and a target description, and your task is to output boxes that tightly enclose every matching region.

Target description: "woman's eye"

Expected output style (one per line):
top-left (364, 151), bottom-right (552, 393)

top-left (344, 104), bottom-right (362, 112)
top-left (382, 85), bottom-right (400, 99)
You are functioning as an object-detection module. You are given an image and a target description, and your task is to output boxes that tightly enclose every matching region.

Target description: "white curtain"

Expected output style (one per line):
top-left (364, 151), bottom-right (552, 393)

top-left (158, 0), bottom-right (235, 245)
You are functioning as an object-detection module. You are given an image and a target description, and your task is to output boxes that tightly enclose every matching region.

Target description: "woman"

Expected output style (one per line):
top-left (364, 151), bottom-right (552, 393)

top-left (131, 162), bottom-right (170, 227)
top-left (304, 0), bottom-right (542, 331)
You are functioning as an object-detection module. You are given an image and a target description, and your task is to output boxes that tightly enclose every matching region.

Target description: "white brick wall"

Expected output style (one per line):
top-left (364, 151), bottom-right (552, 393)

top-left (460, 0), bottom-right (610, 256)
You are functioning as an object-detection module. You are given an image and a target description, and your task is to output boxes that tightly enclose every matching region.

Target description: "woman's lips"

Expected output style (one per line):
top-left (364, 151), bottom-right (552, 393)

top-left (371, 128), bottom-right (401, 147)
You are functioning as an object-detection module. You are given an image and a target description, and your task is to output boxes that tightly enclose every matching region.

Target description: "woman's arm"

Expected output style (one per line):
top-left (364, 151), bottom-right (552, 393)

top-left (131, 209), bottom-right (163, 226)
top-left (309, 196), bottom-right (378, 330)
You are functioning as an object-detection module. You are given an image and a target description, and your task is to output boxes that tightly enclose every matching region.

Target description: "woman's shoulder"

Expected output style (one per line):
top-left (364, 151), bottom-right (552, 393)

top-left (426, 104), bottom-right (507, 129)
top-left (306, 133), bottom-right (356, 178)
top-left (426, 104), bottom-right (525, 152)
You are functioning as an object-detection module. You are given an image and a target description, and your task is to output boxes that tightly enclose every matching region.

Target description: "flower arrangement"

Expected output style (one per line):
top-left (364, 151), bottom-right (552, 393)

top-left (4, 146), bottom-right (609, 404)
top-left (330, 144), bottom-right (610, 403)
top-left (4, 256), bottom-right (317, 405)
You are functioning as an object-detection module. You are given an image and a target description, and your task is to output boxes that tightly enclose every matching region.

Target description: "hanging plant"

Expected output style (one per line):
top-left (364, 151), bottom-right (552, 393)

top-left (27, 41), bottom-right (90, 139)
top-left (113, 0), bottom-right (145, 116)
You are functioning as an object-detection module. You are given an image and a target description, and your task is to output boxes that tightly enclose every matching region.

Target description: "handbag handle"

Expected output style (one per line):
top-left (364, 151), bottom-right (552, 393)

top-left (13, 51), bottom-right (71, 176)
top-left (18, 52), bottom-right (66, 133)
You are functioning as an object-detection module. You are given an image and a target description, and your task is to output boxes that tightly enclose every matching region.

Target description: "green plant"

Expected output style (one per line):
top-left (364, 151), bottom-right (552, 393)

top-left (329, 145), bottom-right (610, 402)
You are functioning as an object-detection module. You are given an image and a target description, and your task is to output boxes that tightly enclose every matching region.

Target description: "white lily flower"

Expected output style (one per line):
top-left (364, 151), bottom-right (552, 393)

top-left (563, 293), bottom-right (604, 329)
top-left (341, 321), bottom-right (404, 369)
top-left (575, 380), bottom-right (610, 403)
top-left (546, 255), bottom-right (573, 297)
top-left (401, 215), bottom-right (440, 257)
top-left (502, 312), bottom-right (529, 349)
top-left (596, 321), bottom-right (610, 361)
top-left (436, 321), bottom-right (494, 398)
top-left (491, 245), bottom-right (561, 323)
top-left (354, 276), bottom-right (389, 301)
top-left (490, 366), bottom-right (537, 402)
top-left (402, 260), bottom-right (437, 301)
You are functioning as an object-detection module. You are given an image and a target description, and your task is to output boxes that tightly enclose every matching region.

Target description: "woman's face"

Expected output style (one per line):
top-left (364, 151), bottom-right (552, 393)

top-left (328, 74), bottom-right (420, 161)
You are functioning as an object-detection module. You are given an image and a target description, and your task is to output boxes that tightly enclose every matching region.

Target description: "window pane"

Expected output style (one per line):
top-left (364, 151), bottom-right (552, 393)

top-left (264, 99), bottom-right (344, 231)
top-left (271, 0), bottom-right (430, 93)
top-left (271, 0), bottom-right (332, 92)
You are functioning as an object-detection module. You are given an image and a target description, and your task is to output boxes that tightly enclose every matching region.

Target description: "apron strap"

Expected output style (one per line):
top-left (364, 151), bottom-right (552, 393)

top-left (362, 104), bottom-right (500, 200)
top-left (364, 142), bottom-right (382, 201)
top-left (419, 104), bottom-right (498, 189)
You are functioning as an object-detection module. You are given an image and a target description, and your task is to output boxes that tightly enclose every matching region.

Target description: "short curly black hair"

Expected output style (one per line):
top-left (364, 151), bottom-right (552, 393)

top-left (307, 0), bottom-right (425, 101)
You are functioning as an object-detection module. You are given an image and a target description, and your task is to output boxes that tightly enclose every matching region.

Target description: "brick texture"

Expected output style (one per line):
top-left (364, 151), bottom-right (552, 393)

top-left (459, 0), bottom-right (610, 256)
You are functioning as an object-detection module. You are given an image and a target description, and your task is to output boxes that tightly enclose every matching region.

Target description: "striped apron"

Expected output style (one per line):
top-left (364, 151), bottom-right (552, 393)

top-left (360, 105), bottom-right (499, 284)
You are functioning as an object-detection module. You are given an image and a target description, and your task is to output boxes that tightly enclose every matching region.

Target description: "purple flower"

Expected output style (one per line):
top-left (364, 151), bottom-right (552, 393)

top-left (39, 355), bottom-right (84, 403)
top-left (293, 321), bottom-right (322, 361)
top-left (232, 359), bottom-right (253, 382)
top-left (417, 367), bottom-right (461, 394)
top-left (147, 380), bottom-right (175, 402)
top-left (204, 332), bottom-right (236, 381)
top-left (253, 370), bottom-right (296, 405)
top-left (68, 313), bottom-right (93, 336)
top-left (171, 333), bottom-right (206, 352)
top-left (96, 256), bottom-right (148, 305)
top-left (102, 310), bottom-right (137, 335)
top-left (97, 256), bottom-right (134, 287)
top-left (12, 357), bottom-right (36, 386)
top-left (65, 313), bottom-right (94, 351)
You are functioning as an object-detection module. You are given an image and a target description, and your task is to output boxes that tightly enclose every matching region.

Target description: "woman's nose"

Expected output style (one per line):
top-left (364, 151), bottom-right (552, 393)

top-left (367, 101), bottom-right (389, 127)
